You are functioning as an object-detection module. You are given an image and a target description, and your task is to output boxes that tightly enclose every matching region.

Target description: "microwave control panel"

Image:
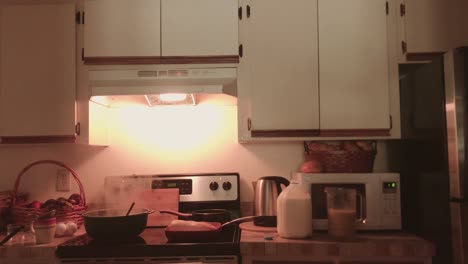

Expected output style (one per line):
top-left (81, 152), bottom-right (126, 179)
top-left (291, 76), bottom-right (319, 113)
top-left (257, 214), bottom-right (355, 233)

top-left (381, 181), bottom-right (401, 219)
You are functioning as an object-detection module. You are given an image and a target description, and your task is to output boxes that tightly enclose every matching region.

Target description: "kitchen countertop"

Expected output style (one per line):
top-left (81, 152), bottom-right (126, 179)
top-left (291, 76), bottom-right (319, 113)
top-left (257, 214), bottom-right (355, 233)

top-left (0, 228), bottom-right (436, 261)
top-left (0, 228), bottom-right (85, 261)
top-left (241, 230), bottom-right (436, 258)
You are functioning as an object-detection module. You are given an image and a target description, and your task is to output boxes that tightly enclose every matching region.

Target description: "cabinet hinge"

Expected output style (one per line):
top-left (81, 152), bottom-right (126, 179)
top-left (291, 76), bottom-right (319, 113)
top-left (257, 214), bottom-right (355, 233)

top-left (75, 122), bottom-right (81, 136)
top-left (238, 6), bottom-right (242, 20)
top-left (400, 3), bottom-right (406, 16)
top-left (401, 41), bottom-right (407, 54)
top-left (385, 2), bottom-right (389, 15)
top-left (247, 118), bottom-right (252, 131)
top-left (389, 115), bottom-right (393, 129)
top-left (239, 44), bottom-right (243, 57)
top-left (246, 5), bottom-right (251, 18)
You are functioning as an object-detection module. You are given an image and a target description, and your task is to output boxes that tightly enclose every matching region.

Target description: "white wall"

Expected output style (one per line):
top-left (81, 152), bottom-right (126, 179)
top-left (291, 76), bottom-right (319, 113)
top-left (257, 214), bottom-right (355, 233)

top-left (0, 104), bottom-right (390, 206)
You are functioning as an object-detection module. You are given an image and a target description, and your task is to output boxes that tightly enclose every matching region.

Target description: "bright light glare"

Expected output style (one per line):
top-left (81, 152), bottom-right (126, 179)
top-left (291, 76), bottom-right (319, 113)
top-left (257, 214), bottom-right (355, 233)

top-left (159, 93), bottom-right (188, 102)
top-left (107, 106), bottom-right (237, 159)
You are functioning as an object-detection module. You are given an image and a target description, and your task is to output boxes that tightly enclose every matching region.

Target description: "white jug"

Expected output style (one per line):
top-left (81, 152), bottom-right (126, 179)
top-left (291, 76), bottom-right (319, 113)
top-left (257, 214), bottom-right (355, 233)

top-left (276, 180), bottom-right (312, 238)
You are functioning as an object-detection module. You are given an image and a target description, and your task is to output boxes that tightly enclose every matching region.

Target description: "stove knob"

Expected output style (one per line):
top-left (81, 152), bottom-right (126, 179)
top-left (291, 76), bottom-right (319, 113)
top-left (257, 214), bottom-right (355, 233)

top-left (222, 181), bottom-right (232, 191)
top-left (209, 181), bottom-right (219, 191)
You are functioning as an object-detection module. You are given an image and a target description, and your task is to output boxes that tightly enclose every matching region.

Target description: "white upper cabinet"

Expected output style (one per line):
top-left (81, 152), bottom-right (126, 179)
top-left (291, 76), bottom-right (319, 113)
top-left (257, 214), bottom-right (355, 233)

top-left (0, 3), bottom-right (76, 138)
top-left (238, 0), bottom-right (395, 141)
top-left (84, 0), bottom-right (161, 57)
top-left (84, 0), bottom-right (238, 61)
top-left (161, 0), bottom-right (238, 56)
top-left (245, 0), bottom-right (320, 136)
top-left (398, 0), bottom-right (450, 60)
top-left (319, 0), bottom-right (390, 132)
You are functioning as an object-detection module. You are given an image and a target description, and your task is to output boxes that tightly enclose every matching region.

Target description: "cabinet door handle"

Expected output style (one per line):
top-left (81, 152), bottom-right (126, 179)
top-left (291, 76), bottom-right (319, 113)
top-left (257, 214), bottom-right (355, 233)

top-left (75, 122), bottom-right (81, 136)
top-left (75, 11), bottom-right (81, 24)
top-left (239, 44), bottom-right (243, 58)
top-left (246, 5), bottom-right (251, 18)
top-left (400, 3), bottom-right (406, 16)
top-left (238, 6), bottom-right (242, 20)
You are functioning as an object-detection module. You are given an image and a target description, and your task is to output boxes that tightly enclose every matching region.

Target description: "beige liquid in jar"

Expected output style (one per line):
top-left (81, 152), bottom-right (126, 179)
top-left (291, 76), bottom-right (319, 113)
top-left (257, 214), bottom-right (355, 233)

top-left (327, 208), bottom-right (356, 237)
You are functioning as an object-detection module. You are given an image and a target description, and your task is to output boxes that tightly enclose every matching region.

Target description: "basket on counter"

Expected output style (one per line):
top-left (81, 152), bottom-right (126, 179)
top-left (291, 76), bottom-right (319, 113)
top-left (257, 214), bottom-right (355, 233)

top-left (304, 141), bottom-right (377, 173)
top-left (10, 160), bottom-right (87, 227)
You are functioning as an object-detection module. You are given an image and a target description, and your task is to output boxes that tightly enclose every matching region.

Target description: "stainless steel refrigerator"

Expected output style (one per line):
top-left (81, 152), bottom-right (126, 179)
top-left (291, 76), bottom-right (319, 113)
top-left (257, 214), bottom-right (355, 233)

top-left (391, 47), bottom-right (468, 264)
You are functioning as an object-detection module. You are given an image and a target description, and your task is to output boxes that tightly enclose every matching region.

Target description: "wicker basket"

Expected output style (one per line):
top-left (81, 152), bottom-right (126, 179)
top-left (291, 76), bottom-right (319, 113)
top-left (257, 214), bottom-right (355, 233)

top-left (304, 141), bottom-right (377, 173)
top-left (10, 160), bottom-right (87, 227)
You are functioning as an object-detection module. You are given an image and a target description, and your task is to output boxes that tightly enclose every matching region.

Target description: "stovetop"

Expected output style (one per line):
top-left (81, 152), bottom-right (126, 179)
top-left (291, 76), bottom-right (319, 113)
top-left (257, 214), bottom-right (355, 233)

top-left (56, 225), bottom-right (241, 258)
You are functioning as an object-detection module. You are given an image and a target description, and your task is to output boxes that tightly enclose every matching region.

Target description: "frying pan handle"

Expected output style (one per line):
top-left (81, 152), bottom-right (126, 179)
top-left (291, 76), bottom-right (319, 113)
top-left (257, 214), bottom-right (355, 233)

top-left (159, 210), bottom-right (191, 218)
top-left (221, 216), bottom-right (258, 228)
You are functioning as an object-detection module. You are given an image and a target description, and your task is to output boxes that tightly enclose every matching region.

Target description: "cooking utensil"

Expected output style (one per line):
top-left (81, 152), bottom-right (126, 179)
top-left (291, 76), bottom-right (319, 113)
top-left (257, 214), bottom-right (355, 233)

top-left (0, 225), bottom-right (24, 246)
top-left (160, 209), bottom-right (231, 223)
top-left (83, 208), bottom-right (154, 239)
top-left (165, 216), bottom-right (256, 242)
top-left (138, 188), bottom-right (179, 227)
top-left (0, 210), bottom-right (56, 246)
top-left (126, 202), bottom-right (135, 216)
top-left (253, 176), bottom-right (290, 227)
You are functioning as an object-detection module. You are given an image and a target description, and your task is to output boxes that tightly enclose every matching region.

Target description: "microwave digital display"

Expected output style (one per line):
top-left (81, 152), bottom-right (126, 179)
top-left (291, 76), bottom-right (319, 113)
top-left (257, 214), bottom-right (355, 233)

top-left (383, 182), bottom-right (398, 193)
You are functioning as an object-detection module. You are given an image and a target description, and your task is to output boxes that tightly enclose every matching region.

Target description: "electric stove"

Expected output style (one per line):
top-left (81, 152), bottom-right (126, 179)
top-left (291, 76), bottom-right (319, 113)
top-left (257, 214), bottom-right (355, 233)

top-left (56, 173), bottom-right (242, 264)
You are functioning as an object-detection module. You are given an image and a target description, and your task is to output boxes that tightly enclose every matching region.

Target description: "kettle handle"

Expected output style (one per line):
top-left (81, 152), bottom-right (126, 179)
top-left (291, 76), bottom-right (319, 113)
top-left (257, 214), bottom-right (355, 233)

top-left (276, 177), bottom-right (290, 194)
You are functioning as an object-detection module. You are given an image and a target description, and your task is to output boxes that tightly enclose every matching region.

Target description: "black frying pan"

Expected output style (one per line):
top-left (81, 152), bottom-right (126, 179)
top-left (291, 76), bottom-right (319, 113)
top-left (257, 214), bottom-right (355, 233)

top-left (160, 209), bottom-right (231, 223)
top-left (83, 208), bottom-right (154, 239)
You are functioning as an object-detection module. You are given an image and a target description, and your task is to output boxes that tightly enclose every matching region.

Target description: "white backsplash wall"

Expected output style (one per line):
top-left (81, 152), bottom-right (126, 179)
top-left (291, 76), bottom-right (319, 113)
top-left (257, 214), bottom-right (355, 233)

top-left (0, 105), bottom-right (390, 205)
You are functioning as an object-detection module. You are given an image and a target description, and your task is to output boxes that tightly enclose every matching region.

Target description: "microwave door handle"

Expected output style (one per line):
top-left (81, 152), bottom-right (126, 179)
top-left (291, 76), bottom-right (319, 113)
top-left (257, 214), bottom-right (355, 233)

top-left (356, 193), bottom-right (366, 224)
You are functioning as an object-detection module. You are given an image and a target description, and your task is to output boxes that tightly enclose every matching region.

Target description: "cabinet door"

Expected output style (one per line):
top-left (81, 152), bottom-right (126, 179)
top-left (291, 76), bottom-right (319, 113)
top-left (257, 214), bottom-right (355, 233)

top-left (84, 0), bottom-right (161, 57)
top-left (161, 0), bottom-right (238, 57)
top-left (0, 3), bottom-right (76, 137)
top-left (248, 0), bottom-right (319, 136)
top-left (319, 0), bottom-right (390, 134)
top-left (449, 0), bottom-right (468, 49)
top-left (399, 0), bottom-right (450, 58)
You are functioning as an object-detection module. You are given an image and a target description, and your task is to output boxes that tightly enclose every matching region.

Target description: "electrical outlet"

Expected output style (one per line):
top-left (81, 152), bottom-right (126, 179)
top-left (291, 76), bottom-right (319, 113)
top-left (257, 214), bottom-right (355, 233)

top-left (56, 169), bottom-right (71, 192)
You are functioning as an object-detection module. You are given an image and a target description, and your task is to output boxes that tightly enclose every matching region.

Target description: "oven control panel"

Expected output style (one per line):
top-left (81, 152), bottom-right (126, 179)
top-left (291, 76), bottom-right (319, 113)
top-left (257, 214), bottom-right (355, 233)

top-left (152, 179), bottom-right (192, 195)
top-left (151, 173), bottom-right (239, 202)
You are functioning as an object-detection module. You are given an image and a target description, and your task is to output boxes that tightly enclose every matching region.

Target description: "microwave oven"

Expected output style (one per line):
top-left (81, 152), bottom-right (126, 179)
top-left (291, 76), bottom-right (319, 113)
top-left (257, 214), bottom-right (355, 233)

top-left (294, 173), bottom-right (401, 230)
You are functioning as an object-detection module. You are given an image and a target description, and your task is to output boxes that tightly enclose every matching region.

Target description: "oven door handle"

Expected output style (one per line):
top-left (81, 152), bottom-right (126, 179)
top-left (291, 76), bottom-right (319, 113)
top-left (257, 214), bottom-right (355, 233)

top-left (356, 193), bottom-right (367, 224)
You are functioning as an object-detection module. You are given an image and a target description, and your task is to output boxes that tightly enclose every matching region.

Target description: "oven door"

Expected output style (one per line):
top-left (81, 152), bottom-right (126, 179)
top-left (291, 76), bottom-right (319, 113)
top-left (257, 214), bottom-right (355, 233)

top-left (310, 183), bottom-right (369, 230)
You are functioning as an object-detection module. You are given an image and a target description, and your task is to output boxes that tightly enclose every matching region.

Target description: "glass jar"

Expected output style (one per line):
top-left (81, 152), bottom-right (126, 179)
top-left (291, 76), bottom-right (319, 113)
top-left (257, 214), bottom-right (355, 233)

top-left (6, 223), bottom-right (24, 246)
top-left (6, 222), bottom-right (36, 245)
top-left (22, 222), bottom-right (36, 245)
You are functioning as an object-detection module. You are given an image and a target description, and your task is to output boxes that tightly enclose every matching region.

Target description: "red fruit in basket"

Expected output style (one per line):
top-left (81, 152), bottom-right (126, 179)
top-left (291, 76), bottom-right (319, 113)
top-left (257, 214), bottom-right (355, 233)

top-left (41, 199), bottom-right (58, 209)
top-left (68, 193), bottom-right (82, 205)
top-left (27, 200), bottom-right (42, 209)
top-left (300, 160), bottom-right (323, 173)
top-left (342, 141), bottom-right (361, 152)
top-left (56, 197), bottom-right (73, 210)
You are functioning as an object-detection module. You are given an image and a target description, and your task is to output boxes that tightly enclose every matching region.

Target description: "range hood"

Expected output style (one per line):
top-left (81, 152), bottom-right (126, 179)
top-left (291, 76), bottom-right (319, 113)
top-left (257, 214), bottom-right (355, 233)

top-left (88, 67), bottom-right (237, 107)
